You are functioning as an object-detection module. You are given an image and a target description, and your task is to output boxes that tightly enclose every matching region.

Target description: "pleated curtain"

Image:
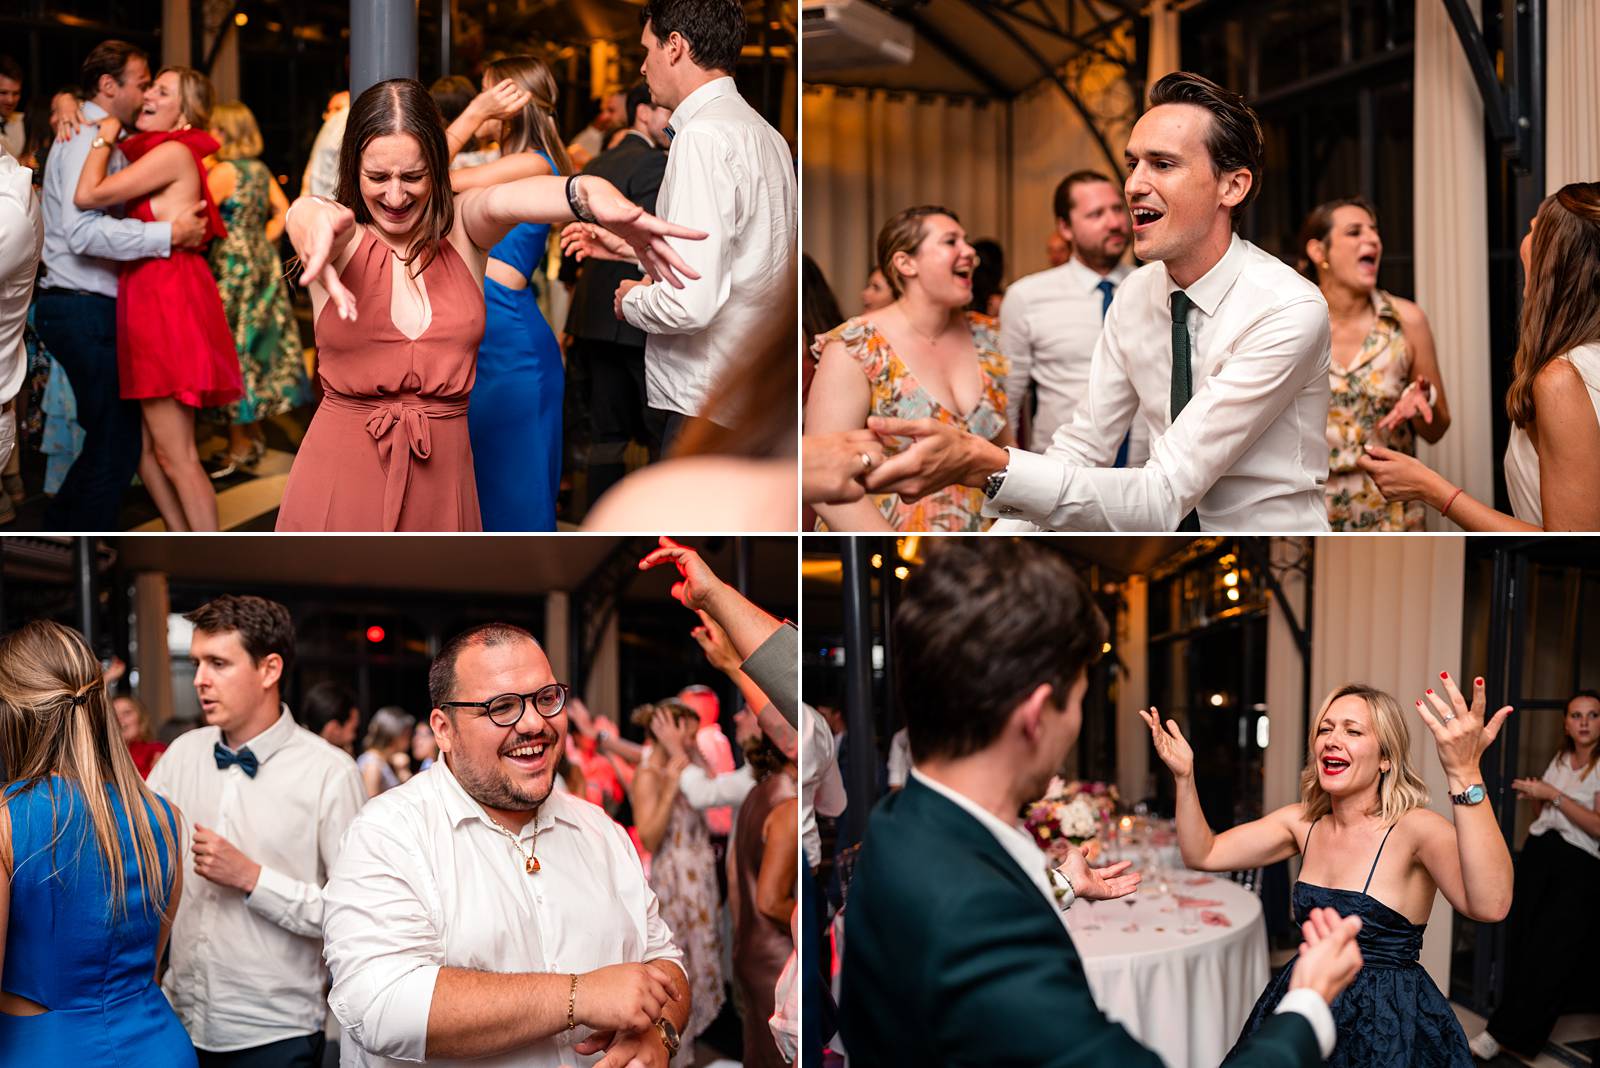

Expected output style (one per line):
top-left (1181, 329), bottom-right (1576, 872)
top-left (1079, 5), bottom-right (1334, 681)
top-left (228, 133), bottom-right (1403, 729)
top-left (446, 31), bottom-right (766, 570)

top-left (1547, 0), bottom-right (1600, 191)
top-left (1414, 0), bottom-right (1494, 529)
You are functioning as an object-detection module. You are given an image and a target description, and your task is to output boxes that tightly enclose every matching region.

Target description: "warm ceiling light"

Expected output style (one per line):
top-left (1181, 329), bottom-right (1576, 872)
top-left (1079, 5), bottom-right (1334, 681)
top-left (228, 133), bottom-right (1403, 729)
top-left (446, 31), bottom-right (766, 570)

top-left (1226, 587), bottom-right (1240, 602)
top-left (870, 553), bottom-right (883, 569)
top-left (1210, 693), bottom-right (1225, 707)
top-left (894, 566), bottom-right (909, 580)
top-left (1223, 571), bottom-right (1239, 587)
top-left (1101, 642), bottom-right (1112, 654)
top-left (234, 12), bottom-right (248, 25)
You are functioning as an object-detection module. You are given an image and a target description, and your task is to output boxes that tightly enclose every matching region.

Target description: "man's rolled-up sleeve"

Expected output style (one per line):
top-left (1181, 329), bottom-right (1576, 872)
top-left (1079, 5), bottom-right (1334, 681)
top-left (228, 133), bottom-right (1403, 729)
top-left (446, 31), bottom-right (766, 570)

top-left (619, 128), bottom-right (737, 336)
top-left (323, 820), bottom-right (446, 1062)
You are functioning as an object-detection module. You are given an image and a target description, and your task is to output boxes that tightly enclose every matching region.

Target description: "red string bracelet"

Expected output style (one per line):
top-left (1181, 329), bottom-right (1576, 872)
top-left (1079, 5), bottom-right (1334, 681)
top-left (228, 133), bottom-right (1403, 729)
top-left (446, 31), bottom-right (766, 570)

top-left (1441, 487), bottom-right (1464, 518)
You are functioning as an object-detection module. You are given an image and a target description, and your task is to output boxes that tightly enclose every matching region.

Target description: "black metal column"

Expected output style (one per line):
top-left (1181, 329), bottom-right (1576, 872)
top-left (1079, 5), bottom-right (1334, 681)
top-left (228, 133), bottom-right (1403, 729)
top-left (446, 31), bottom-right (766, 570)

top-left (351, 0), bottom-right (417, 98)
top-left (840, 538), bottom-right (877, 845)
top-left (73, 538), bottom-right (96, 651)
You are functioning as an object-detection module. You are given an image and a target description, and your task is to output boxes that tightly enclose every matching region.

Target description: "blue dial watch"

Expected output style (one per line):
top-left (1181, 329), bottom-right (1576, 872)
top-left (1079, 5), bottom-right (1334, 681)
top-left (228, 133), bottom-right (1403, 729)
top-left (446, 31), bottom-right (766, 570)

top-left (1451, 783), bottom-right (1487, 805)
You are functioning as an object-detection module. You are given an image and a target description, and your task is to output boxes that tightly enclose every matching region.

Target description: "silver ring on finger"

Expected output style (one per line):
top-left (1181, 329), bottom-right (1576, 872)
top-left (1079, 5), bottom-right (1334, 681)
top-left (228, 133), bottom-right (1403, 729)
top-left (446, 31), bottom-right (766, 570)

top-left (1442, 713), bottom-right (1457, 722)
top-left (860, 451), bottom-right (876, 472)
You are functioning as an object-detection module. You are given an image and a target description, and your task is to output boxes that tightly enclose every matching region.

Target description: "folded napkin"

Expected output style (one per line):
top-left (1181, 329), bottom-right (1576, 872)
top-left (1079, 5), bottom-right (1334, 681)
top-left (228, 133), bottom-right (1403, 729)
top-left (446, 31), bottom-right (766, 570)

top-left (1200, 910), bottom-right (1231, 927)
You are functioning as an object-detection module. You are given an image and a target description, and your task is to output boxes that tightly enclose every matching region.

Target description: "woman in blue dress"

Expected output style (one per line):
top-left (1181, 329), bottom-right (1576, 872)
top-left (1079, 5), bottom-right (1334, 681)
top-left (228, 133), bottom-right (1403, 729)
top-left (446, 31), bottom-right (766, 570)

top-left (1139, 674), bottom-right (1516, 1067)
top-left (0, 619), bottom-right (192, 1065)
top-left (445, 56), bottom-right (571, 530)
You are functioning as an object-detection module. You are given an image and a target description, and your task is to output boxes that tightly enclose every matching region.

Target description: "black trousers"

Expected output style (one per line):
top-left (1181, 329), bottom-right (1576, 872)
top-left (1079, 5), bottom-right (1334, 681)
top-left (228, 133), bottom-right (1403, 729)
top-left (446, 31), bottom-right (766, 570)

top-left (33, 290), bottom-right (142, 529)
top-left (196, 1032), bottom-right (326, 1068)
top-left (1486, 830), bottom-right (1600, 1056)
top-left (573, 337), bottom-right (664, 501)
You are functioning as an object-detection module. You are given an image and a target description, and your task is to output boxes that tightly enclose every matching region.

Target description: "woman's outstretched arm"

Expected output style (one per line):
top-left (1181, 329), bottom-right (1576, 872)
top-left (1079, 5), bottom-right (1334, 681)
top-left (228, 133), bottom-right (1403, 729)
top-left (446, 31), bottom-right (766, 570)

top-left (1139, 708), bottom-right (1301, 871)
top-left (74, 117), bottom-right (189, 210)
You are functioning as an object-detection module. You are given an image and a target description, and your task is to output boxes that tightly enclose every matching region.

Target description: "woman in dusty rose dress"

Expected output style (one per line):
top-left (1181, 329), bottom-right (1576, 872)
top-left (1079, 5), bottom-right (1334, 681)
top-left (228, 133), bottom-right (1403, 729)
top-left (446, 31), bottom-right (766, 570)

top-left (73, 65), bottom-right (242, 531)
top-left (279, 77), bottom-right (702, 531)
top-left (1296, 197), bottom-right (1451, 531)
top-left (806, 205), bottom-right (1011, 532)
top-left (626, 701), bottom-right (725, 1053)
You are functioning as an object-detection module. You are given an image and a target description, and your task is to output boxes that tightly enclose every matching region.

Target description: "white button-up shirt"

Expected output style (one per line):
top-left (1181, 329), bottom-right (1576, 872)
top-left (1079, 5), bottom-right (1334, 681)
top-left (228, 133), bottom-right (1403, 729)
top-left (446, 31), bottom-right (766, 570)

top-left (801, 705), bottom-right (845, 870)
top-left (620, 77), bottom-right (797, 420)
top-left (323, 759), bottom-right (685, 1067)
top-left (987, 234), bottom-right (1331, 532)
top-left (39, 100), bottom-right (173, 299)
top-left (147, 706), bottom-right (366, 1051)
top-left (1000, 257), bottom-right (1134, 452)
top-left (0, 148), bottom-right (41, 413)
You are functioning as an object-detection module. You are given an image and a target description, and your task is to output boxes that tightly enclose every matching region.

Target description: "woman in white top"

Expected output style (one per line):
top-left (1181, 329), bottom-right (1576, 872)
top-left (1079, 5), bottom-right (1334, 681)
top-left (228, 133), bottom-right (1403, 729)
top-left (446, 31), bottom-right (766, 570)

top-left (1469, 691), bottom-right (1600, 1061)
top-left (1360, 182), bottom-right (1600, 529)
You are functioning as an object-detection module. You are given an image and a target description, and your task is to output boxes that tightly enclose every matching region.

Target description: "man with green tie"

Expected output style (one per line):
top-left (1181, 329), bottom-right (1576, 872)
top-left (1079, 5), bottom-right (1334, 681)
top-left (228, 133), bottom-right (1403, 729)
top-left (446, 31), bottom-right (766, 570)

top-left (839, 539), bottom-right (1362, 1066)
top-left (862, 72), bottom-right (1333, 533)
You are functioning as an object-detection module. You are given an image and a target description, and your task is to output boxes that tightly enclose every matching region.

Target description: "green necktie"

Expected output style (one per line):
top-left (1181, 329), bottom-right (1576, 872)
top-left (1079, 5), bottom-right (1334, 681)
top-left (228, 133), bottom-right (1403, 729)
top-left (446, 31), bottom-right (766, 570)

top-left (1170, 291), bottom-right (1200, 532)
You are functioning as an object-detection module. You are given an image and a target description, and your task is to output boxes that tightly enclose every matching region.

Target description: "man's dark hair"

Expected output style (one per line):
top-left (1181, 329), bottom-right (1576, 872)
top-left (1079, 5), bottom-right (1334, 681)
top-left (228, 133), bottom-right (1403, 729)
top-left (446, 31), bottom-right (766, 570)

top-left (300, 681), bottom-right (358, 735)
top-left (80, 41), bottom-right (147, 101)
top-left (428, 74), bottom-right (476, 124)
top-left (641, 0), bottom-right (746, 75)
top-left (895, 539), bottom-right (1107, 764)
top-left (624, 81), bottom-right (655, 128)
top-left (1147, 71), bottom-right (1264, 222)
top-left (1052, 170), bottom-right (1114, 224)
top-left (185, 595), bottom-right (295, 678)
top-left (0, 55), bottom-right (22, 87)
top-left (428, 623), bottom-right (538, 710)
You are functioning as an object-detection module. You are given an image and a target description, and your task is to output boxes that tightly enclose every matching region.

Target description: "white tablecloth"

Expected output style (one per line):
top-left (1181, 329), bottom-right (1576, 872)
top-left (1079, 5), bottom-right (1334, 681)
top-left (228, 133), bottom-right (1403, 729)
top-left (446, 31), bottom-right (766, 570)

top-left (1064, 873), bottom-right (1269, 1068)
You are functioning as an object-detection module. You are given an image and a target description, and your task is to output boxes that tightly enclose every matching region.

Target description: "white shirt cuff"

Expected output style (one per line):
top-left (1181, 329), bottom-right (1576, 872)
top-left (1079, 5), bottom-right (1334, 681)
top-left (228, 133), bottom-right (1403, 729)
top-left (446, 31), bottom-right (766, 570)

top-left (1274, 987), bottom-right (1336, 1059)
top-left (1047, 867), bottom-right (1076, 912)
top-left (245, 863), bottom-right (295, 923)
top-left (980, 446), bottom-right (1071, 525)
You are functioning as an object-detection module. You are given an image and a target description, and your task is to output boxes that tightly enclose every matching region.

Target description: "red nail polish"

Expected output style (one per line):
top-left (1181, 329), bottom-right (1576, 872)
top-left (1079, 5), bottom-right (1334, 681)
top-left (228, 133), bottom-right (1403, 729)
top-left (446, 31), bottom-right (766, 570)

top-left (1426, 689), bottom-right (1434, 695)
top-left (1475, 677), bottom-right (1484, 685)
top-left (1440, 672), bottom-right (1449, 679)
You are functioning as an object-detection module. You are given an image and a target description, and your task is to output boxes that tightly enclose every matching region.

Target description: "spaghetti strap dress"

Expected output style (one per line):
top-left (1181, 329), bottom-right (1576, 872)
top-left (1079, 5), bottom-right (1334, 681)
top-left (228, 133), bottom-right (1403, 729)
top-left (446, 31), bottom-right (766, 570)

top-left (276, 230), bottom-right (485, 530)
top-left (1231, 818), bottom-right (1472, 1067)
top-left (469, 149), bottom-right (564, 531)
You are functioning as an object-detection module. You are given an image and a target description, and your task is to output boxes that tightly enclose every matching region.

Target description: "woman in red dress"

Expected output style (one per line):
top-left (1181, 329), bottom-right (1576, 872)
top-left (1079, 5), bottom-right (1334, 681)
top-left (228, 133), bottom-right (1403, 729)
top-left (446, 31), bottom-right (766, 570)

top-left (74, 66), bottom-right (242, 531)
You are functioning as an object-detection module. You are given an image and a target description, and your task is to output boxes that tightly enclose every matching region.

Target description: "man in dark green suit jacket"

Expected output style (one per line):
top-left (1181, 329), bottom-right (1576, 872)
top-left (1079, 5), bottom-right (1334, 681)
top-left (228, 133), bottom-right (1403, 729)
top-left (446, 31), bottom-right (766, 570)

top-left (838, 539), bottom-right (1363, 1067)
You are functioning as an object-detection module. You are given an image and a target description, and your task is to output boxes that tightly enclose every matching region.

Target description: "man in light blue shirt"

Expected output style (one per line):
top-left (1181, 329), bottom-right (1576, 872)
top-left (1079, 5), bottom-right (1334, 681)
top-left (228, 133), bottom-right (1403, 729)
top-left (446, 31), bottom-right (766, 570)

top-left (35, 39), bottom-right (207, 529)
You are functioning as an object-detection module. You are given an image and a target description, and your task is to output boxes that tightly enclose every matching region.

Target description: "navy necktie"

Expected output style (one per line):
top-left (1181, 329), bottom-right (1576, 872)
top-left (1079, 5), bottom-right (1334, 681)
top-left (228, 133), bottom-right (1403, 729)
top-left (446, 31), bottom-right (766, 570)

top-left (1097, 279), bottom-right (1116, 319)
top-left (214, 742), bottom-right (259, 778)
top-left (1170, 290), bottom-right (1200, 532)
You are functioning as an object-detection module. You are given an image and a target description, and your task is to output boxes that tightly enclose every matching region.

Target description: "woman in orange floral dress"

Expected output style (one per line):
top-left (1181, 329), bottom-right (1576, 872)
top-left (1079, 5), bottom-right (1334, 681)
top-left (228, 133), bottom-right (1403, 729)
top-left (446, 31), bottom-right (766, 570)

top-left (806, 206), bottom-right (1012, 531)
top-left (1299, 197), bottom-right (1451, 530)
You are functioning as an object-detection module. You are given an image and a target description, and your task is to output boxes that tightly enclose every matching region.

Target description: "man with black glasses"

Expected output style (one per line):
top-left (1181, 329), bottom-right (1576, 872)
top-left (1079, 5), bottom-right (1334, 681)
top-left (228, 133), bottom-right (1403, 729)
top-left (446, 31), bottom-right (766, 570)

top-left (323, 623), bottom-right (690, 1068)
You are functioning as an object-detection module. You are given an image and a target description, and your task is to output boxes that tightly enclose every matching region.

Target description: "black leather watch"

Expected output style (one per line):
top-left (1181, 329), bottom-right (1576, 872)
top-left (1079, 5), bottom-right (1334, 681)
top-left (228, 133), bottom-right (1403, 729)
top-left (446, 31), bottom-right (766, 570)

top-left (1450, 783), bottom-right (1487, 805)
top-left (654, 1017), bottom-right (681, 1058)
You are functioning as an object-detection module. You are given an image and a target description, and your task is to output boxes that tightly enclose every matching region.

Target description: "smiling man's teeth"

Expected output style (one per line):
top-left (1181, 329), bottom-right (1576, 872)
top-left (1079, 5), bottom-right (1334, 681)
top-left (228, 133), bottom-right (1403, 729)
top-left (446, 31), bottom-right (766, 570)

top-left (506, 743), bottom-right (547, 758)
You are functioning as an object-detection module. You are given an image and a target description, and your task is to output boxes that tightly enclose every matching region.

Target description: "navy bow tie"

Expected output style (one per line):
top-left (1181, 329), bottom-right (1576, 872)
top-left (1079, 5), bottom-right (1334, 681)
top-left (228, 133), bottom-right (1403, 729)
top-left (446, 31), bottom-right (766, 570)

top-left (214, 742), bottom-right (259, 778)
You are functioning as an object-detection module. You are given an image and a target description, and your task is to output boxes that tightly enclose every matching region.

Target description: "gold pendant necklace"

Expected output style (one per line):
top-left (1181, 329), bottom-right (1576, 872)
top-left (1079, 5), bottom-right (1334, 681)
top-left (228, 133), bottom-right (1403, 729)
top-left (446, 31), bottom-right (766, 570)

top-left (489, 810), bottom-right (542, 874)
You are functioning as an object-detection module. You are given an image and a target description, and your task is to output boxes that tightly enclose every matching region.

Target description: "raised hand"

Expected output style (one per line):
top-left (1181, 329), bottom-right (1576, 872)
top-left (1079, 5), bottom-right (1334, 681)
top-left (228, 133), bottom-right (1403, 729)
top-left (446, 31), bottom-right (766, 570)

top-left (1416, 672), bottom-right (1513, 790)
top-left (690, 611), bottom-right (742, 676)
top-left (1137, 707), bottom-right (1194, 779)
top-left (650, 708), bottom-right (689, 762)
top-left (1057, 847), bottom-right (1141, 901)
top-left (475, 78), bottom-right (533, 121)
top-left (1287, 906), bottom-right (1364, 1004)
top-left (638, 536), bottom-right (725, 612)
top-left (1376, 378), bottom-right (1434, 434)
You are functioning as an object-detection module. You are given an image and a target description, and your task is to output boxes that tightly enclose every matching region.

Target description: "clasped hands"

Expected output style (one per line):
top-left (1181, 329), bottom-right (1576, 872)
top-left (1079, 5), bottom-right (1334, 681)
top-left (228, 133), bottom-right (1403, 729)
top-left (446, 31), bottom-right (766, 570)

top-left (570, 960), bottom-right (683, 1068)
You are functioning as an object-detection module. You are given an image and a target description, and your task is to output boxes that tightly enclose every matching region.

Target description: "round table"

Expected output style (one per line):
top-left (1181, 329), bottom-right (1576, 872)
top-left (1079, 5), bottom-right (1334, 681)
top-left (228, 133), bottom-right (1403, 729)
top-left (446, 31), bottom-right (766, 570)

top-left (1063, 872), bottom-right (1269, 1068)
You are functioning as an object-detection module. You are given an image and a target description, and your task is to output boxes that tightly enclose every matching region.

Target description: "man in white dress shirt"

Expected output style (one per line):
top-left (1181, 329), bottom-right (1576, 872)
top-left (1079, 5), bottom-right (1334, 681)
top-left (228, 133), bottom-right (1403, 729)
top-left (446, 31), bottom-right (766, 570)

top-left (0, 139), bottom-right (42, 476)
top-left (323, 623), bottom-right (690, 1068)
top-left (865, 72), bottom-right (1332, 532)
top-left (1001, 171), bottom-right (1137, 455)
top-left (148, 595), bottom-right (366, 1068)
top-left (616, 0), bottom-right (797, 445)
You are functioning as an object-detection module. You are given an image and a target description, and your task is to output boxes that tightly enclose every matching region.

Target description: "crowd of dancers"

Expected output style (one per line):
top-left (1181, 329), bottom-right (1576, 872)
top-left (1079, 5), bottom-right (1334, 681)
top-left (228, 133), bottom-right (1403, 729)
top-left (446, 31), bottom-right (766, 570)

top-left (0, 537), bottom-right (803, 1067)
top-left (814, 538), bottom-right (1600, 1068)
top-left (0, 0), bottom-right (799, 532)
top-left (801, 70), bottom-right (1600, 533)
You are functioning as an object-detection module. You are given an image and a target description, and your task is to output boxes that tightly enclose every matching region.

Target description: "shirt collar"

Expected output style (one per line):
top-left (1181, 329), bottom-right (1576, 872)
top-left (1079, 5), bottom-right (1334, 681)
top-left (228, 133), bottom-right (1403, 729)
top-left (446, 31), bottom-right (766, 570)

top-left (910, 768), bottom-right (1050, 885)
top-left (666, 76), bottom-right (737, 138)
top-left (81, 101), bottom-right (110, 125)
top-left (219, 704), bottom-right (296, 764)
top-left (434, 755), bottom-right (583, 840)
top-left (1165, 231), bottom-right (1246, 318)
top-left (1063, 255), bottom-right (1129, 295)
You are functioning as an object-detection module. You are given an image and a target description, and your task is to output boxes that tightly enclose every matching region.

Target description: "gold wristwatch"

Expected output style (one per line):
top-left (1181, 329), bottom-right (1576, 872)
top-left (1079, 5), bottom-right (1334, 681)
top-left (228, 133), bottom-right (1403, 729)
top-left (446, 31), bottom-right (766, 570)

top-left (654, 1017), bottom-right (680, 1058)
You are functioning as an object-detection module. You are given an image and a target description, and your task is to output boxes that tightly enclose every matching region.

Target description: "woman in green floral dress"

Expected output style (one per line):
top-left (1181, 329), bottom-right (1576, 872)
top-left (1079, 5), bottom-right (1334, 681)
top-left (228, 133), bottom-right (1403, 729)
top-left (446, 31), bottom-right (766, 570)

top-left (205, 101), bottom-right (309, 473)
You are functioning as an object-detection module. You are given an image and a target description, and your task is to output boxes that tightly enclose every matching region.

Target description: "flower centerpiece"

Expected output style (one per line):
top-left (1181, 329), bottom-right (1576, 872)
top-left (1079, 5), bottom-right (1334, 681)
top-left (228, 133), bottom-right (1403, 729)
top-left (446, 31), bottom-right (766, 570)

top-left (1024, 780), bottom-right (1119, 863)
